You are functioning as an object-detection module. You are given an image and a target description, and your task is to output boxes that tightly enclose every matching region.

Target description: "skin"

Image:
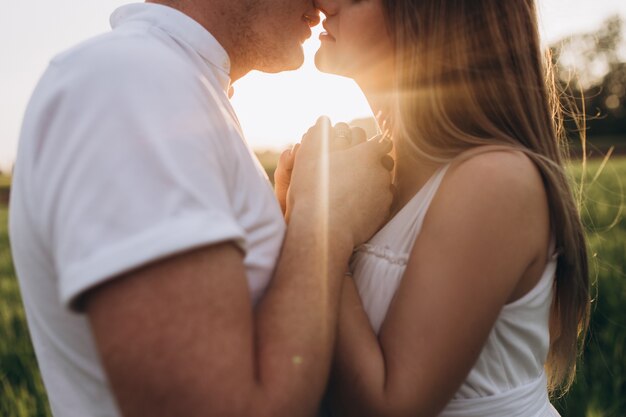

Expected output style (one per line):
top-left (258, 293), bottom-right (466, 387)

top-left (314, 0), bottom-right (393, 91)
top-left (275, 0), bottom-right (553, 415)
top-left (329, 151), bottom-right (551, 417)
top-left (147, 0), bottom-right (321, 81)
top-left (85, 1), bottom-right (394, 416)
top-left (275, 123), bottom-right (370, 215)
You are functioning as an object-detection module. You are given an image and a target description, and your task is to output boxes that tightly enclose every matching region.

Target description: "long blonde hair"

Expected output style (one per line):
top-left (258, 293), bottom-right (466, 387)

top-left (382, 0), bottom-right (590, 394)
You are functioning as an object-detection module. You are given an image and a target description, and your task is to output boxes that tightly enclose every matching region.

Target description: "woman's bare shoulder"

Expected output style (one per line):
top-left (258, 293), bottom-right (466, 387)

top-left (422, 149), bottom-right (550, 264)
top-left (443, 149), bottom-right (547, 212)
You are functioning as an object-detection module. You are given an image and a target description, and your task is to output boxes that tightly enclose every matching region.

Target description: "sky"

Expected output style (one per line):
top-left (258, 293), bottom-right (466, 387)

top-left (1, 0), bottom-right (626, 172)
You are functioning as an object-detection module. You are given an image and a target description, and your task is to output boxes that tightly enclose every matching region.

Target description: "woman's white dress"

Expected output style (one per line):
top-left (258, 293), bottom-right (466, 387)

top-left (349, 163), bottom-right (561, 416)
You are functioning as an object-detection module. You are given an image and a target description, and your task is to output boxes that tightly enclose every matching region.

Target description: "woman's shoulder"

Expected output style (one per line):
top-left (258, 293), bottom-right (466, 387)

top-left (423, 148), bottom-right (550, 263)
top-left (449, 148), bottom-right (542, 190)
top-left (442, 149), bottom-right (547, 212)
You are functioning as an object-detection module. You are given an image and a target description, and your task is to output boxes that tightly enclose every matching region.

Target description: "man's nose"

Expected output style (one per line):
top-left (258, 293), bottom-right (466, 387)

top-left (304, 10), bottom-right (321, 27)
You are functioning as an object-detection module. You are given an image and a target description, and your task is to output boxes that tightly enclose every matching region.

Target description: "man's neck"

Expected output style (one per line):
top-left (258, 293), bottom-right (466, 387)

top-left (145, 0), bottom-right (251, 82)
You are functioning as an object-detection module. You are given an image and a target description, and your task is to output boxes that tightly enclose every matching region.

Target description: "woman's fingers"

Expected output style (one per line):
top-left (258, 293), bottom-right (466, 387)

top-left (365, 134), bottom-right (393, 156)
top-left (350, 127), bottom-right (366, 146)
top-left (300, 118), bottom-right (393, 165)
top-left (381, 154), bottom-right (395, 171)
top-left (332, 124), bottom-right (367, 150)
top-left (301, 118), bottom-right (372, 153)
top-left (333, 122), bottom-right (352, 150)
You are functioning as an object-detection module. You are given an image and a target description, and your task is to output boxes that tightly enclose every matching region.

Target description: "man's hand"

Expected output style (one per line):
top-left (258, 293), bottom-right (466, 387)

top-left (85, 118), bottom-right (393, 417)
top-left (274, 122), bottom-right (365, 216)
top-left (288, 117), bottom-right (394, 247)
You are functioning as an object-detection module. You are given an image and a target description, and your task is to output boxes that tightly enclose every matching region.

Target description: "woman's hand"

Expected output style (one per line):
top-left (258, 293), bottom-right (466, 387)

top-left (287, 117), bottom-right (394, 248)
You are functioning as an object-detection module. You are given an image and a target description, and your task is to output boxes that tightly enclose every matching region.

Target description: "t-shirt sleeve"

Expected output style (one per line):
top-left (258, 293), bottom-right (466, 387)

top-left (34, 41), bottom-right (246, 311)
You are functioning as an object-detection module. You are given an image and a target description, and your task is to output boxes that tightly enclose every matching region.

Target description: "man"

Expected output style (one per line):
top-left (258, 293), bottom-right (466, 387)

top-left (9, 0), bottom-right (392, 416)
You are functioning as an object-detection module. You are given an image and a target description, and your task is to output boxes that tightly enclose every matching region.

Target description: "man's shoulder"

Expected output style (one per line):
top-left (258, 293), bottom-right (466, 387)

top-left (48, 27), bottom-right (192, 87)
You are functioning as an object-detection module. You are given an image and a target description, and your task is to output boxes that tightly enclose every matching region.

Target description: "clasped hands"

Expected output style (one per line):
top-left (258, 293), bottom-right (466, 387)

top-left (274, 116), bottom-right (395, 247)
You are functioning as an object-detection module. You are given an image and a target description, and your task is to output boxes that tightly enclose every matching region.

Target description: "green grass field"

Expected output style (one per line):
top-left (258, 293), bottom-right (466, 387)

top-left (0, 157), bottom-right (624, 416)
top-left (0, 206), bottom-right (51, 416)
top-left (0, 175), bottom-right (11, 188)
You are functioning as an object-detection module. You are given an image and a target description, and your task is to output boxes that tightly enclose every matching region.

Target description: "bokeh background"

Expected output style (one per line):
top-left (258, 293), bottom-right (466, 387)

top-left (1, 1), bottom-right (625, 416)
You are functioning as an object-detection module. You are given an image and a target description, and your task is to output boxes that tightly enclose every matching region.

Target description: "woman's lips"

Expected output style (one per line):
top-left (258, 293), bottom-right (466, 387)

top-left (321, 20), bottom-right (336, 42)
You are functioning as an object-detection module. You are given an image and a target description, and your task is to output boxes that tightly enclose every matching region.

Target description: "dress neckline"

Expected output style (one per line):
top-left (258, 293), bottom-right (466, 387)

top-left (377, 164), bottom-right (450, 236)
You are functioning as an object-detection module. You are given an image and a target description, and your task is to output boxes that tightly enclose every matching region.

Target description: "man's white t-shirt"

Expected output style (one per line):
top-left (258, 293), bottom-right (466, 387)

top-left (9, 4), bottom-right (286, 416)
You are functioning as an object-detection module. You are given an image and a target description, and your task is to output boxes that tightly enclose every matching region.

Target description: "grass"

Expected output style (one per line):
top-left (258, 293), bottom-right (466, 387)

top-left (556, 156), bottom-right (626, 417)
top-left (0, 175), bottom-right (10, 206)
top-left (0, 175), bottom-right (11, 188)
top-left (0, 207), bottom-right (52, 417)
top-left (0, 156), bottom-right (624, 416)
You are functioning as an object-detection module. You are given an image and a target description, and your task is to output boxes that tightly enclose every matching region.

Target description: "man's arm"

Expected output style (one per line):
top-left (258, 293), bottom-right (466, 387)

top-left (86, 243), bottom-right (258, 417)
top-left (86, 206), bottom-right (351, 417)
top-left (86, 129), bottom-right (393, 417)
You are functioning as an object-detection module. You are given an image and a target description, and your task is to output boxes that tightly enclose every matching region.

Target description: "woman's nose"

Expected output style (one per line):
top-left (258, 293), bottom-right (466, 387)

top-left (314, 0), bottom-right (339, 16)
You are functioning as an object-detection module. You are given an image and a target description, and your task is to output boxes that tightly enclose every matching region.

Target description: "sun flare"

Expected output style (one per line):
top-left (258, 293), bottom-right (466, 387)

top-left (230, 20), bottom-right (374, 152)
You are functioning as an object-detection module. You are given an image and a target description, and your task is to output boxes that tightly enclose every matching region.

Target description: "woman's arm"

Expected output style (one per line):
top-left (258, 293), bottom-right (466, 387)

top-left (330, 151), bottom-right (551, 417)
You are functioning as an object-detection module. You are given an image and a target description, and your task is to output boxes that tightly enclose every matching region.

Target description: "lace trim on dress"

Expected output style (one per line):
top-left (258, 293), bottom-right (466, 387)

top-left (355, 244), bottom-right (409, 265)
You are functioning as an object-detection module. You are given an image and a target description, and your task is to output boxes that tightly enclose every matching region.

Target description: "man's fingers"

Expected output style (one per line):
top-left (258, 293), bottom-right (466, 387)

top-left (302, 116), bottom-right (332, 150)
top-left (316, 115), bottom-right (332, 131)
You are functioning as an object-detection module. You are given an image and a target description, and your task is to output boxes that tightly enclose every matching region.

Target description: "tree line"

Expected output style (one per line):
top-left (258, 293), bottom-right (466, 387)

top-left (551, 15), bottom-right (626, 151)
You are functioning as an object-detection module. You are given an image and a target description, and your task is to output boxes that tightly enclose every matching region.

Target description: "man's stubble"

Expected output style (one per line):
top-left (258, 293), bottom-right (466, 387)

top-left (227, 0), bottom-right (305, 75)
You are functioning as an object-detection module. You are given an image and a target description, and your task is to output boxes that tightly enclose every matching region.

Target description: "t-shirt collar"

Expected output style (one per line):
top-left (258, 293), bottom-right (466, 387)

top-left (110, 3), bottom-right (232, 92)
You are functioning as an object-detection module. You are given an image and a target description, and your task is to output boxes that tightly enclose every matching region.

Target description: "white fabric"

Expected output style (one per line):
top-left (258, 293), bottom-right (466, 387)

top-left (350, 163), bottom-right (560, 416)
top-left (441, 371), bottom-right (560, 417)
top-left (9, 3), bottom-right (285, 417)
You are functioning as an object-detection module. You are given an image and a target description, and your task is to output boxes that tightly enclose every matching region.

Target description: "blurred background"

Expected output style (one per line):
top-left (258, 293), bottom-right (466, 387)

top-left (1, 1), bottom-right (625, 416)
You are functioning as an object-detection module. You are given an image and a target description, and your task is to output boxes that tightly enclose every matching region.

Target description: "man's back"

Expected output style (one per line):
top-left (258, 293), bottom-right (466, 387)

top-left (9, 4), bottom-right (285, 415)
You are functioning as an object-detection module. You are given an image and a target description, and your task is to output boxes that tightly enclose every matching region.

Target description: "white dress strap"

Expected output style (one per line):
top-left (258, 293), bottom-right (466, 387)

top-left (405, 163), bottom-right (451, 242)
top-left (355, 162), bottom-right (452, 255)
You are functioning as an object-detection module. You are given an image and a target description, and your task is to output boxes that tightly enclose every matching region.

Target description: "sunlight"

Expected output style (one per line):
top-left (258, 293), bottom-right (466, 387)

top-left (230, 21), bottom-right (373, 152)
top-left (319, 116), bottom-right (331, 347)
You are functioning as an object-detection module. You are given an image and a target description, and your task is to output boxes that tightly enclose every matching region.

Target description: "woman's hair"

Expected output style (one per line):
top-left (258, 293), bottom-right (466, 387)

top-left (381, 0), bottom-right (590, 394)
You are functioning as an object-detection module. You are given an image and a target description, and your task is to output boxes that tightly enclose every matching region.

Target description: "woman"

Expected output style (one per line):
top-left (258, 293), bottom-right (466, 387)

top-left (277, 0), bottom-right (590, 415)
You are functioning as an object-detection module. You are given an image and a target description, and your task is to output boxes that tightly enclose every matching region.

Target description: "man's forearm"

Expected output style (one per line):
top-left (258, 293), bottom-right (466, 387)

top-left (250, 206), bottom-right (353, 416)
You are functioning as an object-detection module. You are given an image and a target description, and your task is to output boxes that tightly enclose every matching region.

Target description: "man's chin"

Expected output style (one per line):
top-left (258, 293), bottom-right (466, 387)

top-left (259, 49), bottom-right (305, 74)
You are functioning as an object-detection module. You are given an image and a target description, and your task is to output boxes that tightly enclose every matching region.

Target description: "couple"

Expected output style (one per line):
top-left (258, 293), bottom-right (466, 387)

top-left (9, 0), bottom-right (590, 416)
